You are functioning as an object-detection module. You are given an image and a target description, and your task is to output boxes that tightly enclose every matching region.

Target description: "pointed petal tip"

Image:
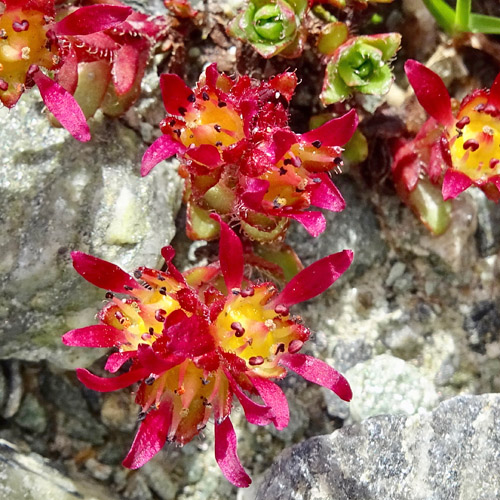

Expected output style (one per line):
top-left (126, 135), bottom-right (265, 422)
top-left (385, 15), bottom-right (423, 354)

top-left (442, 169), bottom-right (472, 200)
top-left (404, 59), bottom-right (454, 127)
top-left (141, 135), bottom-right (182, 176)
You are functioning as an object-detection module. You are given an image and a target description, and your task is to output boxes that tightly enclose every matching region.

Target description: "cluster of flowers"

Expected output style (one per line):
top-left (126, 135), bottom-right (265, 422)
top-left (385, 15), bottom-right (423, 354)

top-left (64, 216), bottom-right (353, 486)
top-left (142, 64), bottom-right (358, 242)
top-left (0, 0), bottom-right (173, 140)
top-left (392, 60), bottom-right (500, 234)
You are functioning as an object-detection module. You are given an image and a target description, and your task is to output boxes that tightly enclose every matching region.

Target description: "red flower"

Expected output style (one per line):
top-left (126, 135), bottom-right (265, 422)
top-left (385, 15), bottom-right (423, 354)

top-left (141, 65), bottom-right (358, 242)
top-left (394, 60), bottom-right (500, 202)
top-left (63, 216), bottom-right (353, 487)
top-left (0, 0), bottom-right (133, 140)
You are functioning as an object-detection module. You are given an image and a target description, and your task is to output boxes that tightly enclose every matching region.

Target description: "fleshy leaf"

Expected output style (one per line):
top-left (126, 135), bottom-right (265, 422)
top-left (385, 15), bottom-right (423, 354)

top-left (141, 135), bottom-right (184, 176)
top-left (122, 400), bottom-right (173, 469)
top-left (210, 215), bottom-right (244, 291)
top-left (76, 367), bottom-right (149, 392)
top-left (279, 353), bottom-right (352, 401)
top-left (33, 71), bottom-right (91, 142)
top-left (53, 5), bottom-right (132, 36)
top-left (301, 109), bottom-right (358, 147)
top-left (250, 376), bottom-right (289, 430)
top-left (442, 169), bottom-right (473, 200)
top-left (215, 418), bottom-right (251, 488)
top-left (404, 60), bottom-right (454, 127)
top-left (71, 251), bottom-right (141, 293)
top-left (62, 325), bottom-right (127, 348)
top-left (273, 250), bottom-right (353, 308)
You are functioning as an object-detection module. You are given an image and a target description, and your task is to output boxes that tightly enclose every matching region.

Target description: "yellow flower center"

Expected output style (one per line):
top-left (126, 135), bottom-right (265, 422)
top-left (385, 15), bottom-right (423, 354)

top-left (0, 9), bottom-right (56, 104)
top-left (449, 96), bottom-right (500, 181)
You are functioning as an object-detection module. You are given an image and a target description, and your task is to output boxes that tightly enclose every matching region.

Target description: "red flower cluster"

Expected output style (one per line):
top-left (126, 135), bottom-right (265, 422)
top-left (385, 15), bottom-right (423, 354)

top-left (0, 0), bottom-right (171, 140)
top-left (63, 216), bottom-right (352, 487)
top-left (141, 65), bottom-right (358, 242)
top-left (393, 60), bottom-right (500, 204)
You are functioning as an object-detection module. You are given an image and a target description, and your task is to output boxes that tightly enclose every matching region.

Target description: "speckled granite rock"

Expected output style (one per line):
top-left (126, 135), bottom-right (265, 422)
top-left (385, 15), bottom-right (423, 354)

top-left (0, 92), bottom-right (182, 368)
top-left (250, 394), bottom-right (500, 500)
top-left (0, 439), bottom-right (120, 500)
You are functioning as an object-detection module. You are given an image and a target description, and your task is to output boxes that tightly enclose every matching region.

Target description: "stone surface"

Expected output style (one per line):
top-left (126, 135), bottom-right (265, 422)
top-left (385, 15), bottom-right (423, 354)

top-left (0, 92), bottom-right (182, 368)
top-left (286, 174), bottom-right (388, 278)
top-left (0, 439), bottom-right (120, 500)
top-left (251, 394), bottom-right (500, 500)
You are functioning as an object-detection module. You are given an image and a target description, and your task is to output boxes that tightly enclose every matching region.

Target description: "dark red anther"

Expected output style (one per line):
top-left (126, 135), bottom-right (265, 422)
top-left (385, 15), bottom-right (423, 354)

top-left (115, 311), bottom-right (124, 321)
top-left (218, 101), bottom-right (227, 108)
top-left (178, 106), bottom-right (187, 116)
top-left (455, 116), bottom-right (470, 129)
top-left (137, 411), bottom-right (146, 421)
top-left (288, 339), bottom-right (303, 354)
top-left (275, 343), bottom-right (285, 354)
top-left (133, 269), bottom-right (143, 279)
top-left (333, 157), bottom-right (343, 165)
top-left (274, 304), bottom-right (289, 316)
top-left (0, 29), bottom-right (7, 40)
top-left (155, 309), bottom-right (166, 322)
top-left (215, 141), bottom-right (223, 147)
top-left (202, 91), bottom-right (210, 101)
top-left (105, 291), bottom-right (114, 299)
top-left (12, 20), bottom-right (29, 32)
top-left (214, 124), bottom-right (221, 132)
top-left (187, 93), bottom-right (196, 103)
top-left (490, 158), bottom-right (500, 169)
top-left (159, 287), bottom-right (167, 295)
top-left (145, 375), bottom-right (156, 385)
top-left (148, 327), bottom-right (155, 335)
top-left (124, 285), bottom-right (133, 291)
top-left (240, 287), bottom-right (255, 298)
top-left (463, 139), bottom-right (479, 152)
top-left (231, 321), bottom-right (245, 337)
top-left (279, 167), bottom-right (287, 176)
top-left (311, 140), bottom-right (322, 149)
top-left (249, 356), bottom-right (264, 366)
top-left (474, 103), bottom-right (485, 112)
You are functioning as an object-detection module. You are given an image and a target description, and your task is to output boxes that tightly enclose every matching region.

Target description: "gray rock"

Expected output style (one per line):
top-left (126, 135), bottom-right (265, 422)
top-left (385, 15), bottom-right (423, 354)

top-left (0, 439), bottom-right (119, 500)
top-left (286, 175), bottom-right (388, 278)
top-left (13, 393), bottom-right (48, 434)
top-left (345, 354), bottom-right (439, 422)
top-left (0, 92), bottom-right (182, 368)
top-left (251, 394), bottom-right (500, 500)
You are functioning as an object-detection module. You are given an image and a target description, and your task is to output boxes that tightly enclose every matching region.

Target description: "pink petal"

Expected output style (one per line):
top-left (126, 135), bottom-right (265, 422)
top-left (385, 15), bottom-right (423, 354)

top-left (442, 169), bottom-right (472, 200)
top-left (286, 211), bottom-right (326, 237)
top-left (186, 144), bottom-right (223, 168)
top-left (141, 135), bottom-right (184, 176)
top-left (33, 70), bottom-right (90, 142)
top-left (273, 249), bottom-right (353, 308)
top-left (205, 63), bottom-right (219, 89)
top-left (404, 60), bottom-right (454, 127)
top-left (488, 72), bottom-right (500, 108)
top-left (56, 46), bottom-right (78, 94)
top-left (105, 351), bottom-right (137, 373)
top-left (53, 5), bottom-right (132, 36)
top-left (310, 173), bottom-right (346, 212)
top-left (62, 325), bottom-right (127, 348)
top-left (161, 246), bottom-right (186, 284)
top-left (137, 344), bottom-right (183, 374)
top-left (224, 370), bottom-right (273, 426)
top-left (301, 109), bottom-right (358, 147)
top-left (71, 251), bottom-right (141, 293)
top-left (113, 44), bottom-right (139, 95)
top-left (250, 376), bottom-right (289, 430)
top-left (162, 314), bottom-right (215, 358)
top-left (160, 73), bottom-right (194, 115)
top-left (241, 178), bottom-right (269, 211)
top-left (5, 0), bottom-right (54, 15)
top-left (214, 417), bottom-right (251, 488)
top-left (279, 353), bottom-right (352, 402)
top-left (210, 214), bottom-right (244, 291)
top-left (122, 400), bottom-right (173, 469)
top-left (270, 130), bottom-right (297, 162)
top-left (76, 367), bottom-right (148, 392)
